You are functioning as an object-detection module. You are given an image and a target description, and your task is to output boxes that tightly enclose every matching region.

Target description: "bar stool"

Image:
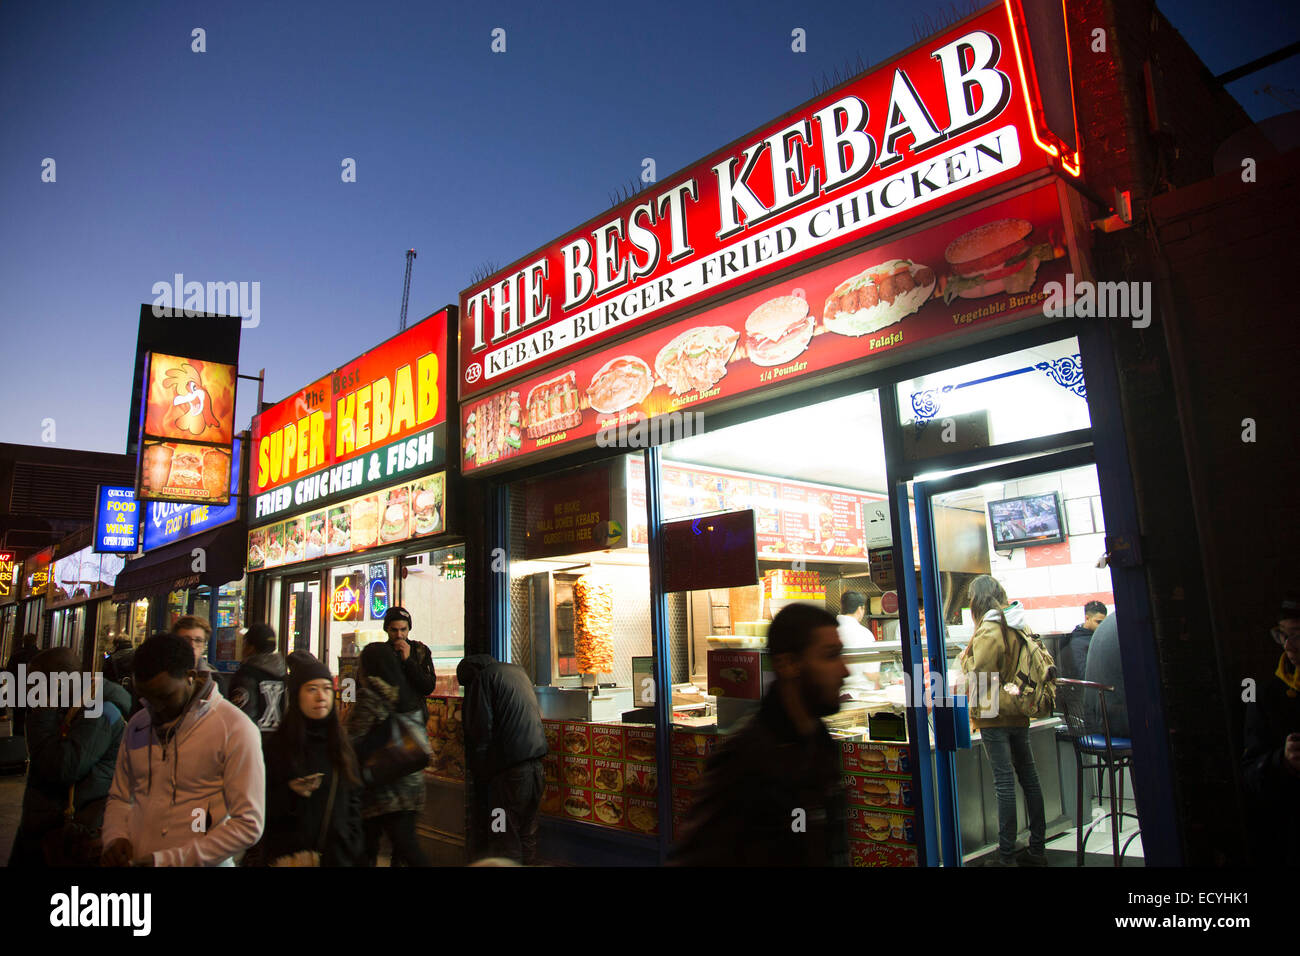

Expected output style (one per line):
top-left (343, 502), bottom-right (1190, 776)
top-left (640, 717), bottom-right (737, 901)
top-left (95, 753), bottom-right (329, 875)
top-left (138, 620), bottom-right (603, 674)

top-left (1054, 678), bottom-right (1141, 865)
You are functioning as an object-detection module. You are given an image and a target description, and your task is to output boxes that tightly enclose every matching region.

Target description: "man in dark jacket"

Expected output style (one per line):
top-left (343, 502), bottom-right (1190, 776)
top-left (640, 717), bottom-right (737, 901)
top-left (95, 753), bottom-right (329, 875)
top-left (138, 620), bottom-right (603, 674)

top-left (382, 607), bottom-right (436, 719)
top-left (1060, 601), bottom-right (1107, 681)
top-left (227, 623), bottom-right (288, 734)
top-left (1242, 596), bottom-right (1300, 866)
top-left (669, 603), bottom-right (851, 867)
top-left (1083, 613), bottom-right (1129, 738)
top-left (457, 654), bottom-right (548, 865)
top-left (3, 633), bottom-right (41, 735)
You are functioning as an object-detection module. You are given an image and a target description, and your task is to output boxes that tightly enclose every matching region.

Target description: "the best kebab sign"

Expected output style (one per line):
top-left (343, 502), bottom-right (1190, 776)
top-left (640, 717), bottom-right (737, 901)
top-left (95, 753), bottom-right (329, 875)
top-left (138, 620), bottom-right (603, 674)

top-left (463, 181), bottom-right (1069, 472)
top-left (458, 2), bottom-right (1078, 398)
top-left (250, 309), bottom-right (450, 524)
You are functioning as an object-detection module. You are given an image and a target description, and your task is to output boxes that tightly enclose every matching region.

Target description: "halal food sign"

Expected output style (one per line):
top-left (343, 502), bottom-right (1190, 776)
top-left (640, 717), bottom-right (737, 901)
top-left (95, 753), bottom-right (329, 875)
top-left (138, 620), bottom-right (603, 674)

top-left (250, 308), bottom-right (450, 522)
top-left (459, 2), bottom-right (1078, 397)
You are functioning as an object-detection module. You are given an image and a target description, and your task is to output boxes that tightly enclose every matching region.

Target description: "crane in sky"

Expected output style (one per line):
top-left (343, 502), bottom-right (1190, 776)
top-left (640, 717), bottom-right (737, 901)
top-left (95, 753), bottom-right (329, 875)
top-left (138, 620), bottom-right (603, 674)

top-left (399, 248), bottom-right (417, 331)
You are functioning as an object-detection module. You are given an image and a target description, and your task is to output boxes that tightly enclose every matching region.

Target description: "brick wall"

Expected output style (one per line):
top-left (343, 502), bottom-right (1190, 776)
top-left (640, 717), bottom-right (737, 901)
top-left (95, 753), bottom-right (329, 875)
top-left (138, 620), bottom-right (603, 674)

top-left (1066, 0), bottom-right (1260, 864)
top-left (1150, 150), bottom-right (1300, 737)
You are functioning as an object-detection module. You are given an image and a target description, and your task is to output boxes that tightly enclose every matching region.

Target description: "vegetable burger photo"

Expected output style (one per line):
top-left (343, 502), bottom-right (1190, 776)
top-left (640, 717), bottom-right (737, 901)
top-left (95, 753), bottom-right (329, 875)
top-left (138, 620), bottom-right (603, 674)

top-left (940, 218), bottom-right (1056, 303)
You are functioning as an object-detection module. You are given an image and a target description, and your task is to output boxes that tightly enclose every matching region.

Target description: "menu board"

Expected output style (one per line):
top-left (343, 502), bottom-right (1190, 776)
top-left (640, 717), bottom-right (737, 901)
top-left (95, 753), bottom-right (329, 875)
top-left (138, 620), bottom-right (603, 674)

top-left (248, 472), bottom-right (445, 571)
top-left (628, 457), bottom-right (886, 561)
top-left (842, 741), bottom-right (920, 867)
top-left (541, 721), bottom-right (660, 835)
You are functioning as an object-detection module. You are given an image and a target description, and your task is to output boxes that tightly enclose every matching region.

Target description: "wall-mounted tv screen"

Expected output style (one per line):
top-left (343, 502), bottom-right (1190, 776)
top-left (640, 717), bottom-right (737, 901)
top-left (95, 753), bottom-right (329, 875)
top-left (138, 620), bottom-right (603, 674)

top-left (988, 492), bottom-right (1065, 547)
top-left (662, 509), bottom-right (758, 592)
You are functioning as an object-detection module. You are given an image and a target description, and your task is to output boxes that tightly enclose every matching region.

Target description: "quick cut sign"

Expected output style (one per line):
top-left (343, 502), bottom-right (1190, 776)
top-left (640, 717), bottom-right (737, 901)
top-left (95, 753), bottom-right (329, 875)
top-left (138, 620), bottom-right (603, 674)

top-left (94, 486), bottom-right (141, 553)
top-left (459, 2), bottom-right (1079, 397)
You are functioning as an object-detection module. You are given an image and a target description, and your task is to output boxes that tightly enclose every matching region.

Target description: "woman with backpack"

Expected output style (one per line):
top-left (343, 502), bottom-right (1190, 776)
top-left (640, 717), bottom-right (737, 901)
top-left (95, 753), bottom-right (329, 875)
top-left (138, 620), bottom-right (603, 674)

top-left (959, 574), bottom-right (1049, 866)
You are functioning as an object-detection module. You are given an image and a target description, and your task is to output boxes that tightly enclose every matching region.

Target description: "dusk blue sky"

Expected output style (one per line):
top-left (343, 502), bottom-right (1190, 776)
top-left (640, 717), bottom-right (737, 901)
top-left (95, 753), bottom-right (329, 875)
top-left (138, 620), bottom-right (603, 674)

top-left (2, 0), bottom-right (1296, 454)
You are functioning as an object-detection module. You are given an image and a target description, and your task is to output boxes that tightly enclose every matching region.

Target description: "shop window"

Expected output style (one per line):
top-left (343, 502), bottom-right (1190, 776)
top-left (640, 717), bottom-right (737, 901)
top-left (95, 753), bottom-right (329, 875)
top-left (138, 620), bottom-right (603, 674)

top-left (895, 337), bottom-right (1090, 462)
top-left (659, 389), bottom-right (911, 840)
top-left (925, 463), bottom-right (1138, 864)
top-left (508, 454), bottom-right (661, 835)
top-left (399, 545), bottom-right (465, 692)
top-left (212, 578), bottom-right (246, 673)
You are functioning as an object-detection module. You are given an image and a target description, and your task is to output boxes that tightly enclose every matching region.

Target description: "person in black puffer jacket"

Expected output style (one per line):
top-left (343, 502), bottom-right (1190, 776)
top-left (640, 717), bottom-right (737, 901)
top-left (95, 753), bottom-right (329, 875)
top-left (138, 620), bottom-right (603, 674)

top-left (7, 648), bottom-right (133, 866)
top-left (227, 624), bottom-right (287, 735)
top-left (255, 652), bottom-right (364, 866)
top-left (457, 654), bottom-right (548, 864)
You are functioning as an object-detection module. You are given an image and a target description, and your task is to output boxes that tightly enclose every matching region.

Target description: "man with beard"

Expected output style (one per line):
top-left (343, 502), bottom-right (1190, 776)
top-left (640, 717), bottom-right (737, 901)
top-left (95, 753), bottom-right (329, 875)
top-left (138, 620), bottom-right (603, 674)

top-left (668, 603), bottom-right (850, 866)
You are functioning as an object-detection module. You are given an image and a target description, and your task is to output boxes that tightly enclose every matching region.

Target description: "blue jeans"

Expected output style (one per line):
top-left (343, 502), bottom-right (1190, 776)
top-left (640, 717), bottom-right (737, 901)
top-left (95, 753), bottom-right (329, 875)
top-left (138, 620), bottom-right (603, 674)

top-left (981, 726), bottom-right (1046, 858)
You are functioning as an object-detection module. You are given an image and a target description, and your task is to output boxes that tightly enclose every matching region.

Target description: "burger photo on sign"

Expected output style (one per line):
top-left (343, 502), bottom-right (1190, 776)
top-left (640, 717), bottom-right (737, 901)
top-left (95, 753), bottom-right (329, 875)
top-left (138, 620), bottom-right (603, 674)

top-left (586, 355), bottom-right (654, 414)
top-left (380, 487), bottom-right (409, 543)
top-left (822, 259), bottom-right (936, 337)
top-left (411, 475), bottom-right (443, 536)
top-left (940, 219), bottom-right (1057, 303)
top-left (743, 295), bottom-right (815, 366)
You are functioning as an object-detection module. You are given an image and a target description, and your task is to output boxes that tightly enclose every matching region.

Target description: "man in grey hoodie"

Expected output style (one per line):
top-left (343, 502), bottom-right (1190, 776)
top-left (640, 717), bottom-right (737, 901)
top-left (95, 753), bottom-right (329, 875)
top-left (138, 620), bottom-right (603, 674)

top-left (101, 633), bottom-right (264, 867)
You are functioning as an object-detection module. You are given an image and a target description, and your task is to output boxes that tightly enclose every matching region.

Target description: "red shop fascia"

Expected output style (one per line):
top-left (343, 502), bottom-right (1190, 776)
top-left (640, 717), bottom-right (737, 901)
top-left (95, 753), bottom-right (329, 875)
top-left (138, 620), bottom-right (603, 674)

top-left (456, 0), bottom-right (1098, 483)
top-left (456, 0), bottom-right (1106, 864)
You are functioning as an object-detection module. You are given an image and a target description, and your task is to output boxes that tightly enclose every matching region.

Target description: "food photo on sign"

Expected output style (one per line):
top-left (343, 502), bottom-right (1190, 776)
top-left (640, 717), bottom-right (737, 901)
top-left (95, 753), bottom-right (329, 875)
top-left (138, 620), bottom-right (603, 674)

top-left (460, 183), bottom-right (1069, 472)
top-left (136, 352), bottom-right (238, 504)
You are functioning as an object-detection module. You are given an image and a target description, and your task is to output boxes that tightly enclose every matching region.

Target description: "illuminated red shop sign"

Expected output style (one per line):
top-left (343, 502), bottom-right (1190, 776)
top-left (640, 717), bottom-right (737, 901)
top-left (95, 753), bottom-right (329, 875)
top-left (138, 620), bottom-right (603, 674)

top-left (459, 1), bottom-right (1079, 398)
top-left (250, 308), bottom-right (451, 525)
top-left (462, 181), bottom-right (1070, 472)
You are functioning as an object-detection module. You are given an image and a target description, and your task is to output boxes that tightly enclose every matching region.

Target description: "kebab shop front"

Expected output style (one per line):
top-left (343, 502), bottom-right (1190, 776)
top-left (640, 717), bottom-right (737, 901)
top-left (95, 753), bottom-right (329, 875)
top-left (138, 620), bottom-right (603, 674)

top-left (245, 308), bottom-right (469, 863)
top-left (457, 2), bottom-right (1163, 866)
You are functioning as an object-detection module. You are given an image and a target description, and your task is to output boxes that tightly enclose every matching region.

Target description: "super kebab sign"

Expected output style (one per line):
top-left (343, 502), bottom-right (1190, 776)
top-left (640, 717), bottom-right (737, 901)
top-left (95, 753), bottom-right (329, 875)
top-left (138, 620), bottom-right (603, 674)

top-left (459, 1), bottom-right (1078, 398)
top-left (250, 309), bottom-right (450, 525)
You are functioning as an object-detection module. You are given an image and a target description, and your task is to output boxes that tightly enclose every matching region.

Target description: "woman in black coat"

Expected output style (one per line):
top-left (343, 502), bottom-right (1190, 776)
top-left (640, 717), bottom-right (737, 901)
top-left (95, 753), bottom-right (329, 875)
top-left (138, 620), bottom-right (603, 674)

top-left (257, 653), bottom-right (364, 866)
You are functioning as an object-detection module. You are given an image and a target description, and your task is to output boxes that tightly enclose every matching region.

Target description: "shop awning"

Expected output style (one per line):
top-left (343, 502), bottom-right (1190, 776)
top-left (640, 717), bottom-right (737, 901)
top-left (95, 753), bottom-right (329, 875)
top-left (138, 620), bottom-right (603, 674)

top-left (111, 523), bottom-right (247, 603)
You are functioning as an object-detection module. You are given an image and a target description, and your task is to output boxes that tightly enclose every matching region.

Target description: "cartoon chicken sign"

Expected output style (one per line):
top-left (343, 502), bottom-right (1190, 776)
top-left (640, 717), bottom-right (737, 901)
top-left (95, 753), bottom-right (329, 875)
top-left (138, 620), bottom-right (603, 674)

top-left (142, 353), bottom-right (236, 445)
